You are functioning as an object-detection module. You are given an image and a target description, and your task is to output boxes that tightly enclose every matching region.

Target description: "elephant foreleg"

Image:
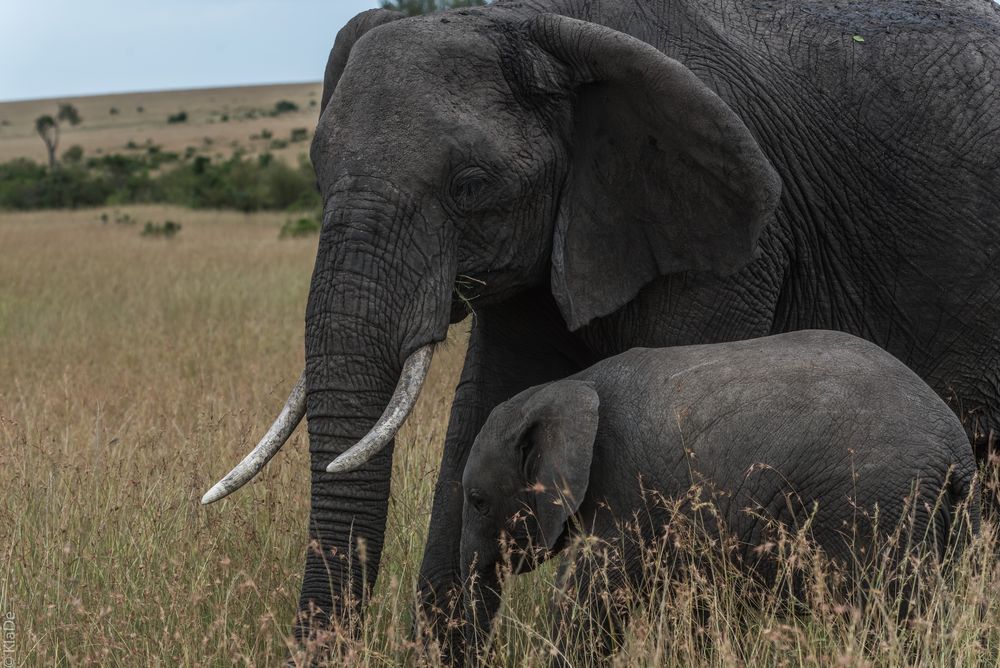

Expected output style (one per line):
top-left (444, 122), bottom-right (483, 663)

top-left (416, 287), bottom-right (593, 661)
top-left (550, 538), bottom-right (639, 668)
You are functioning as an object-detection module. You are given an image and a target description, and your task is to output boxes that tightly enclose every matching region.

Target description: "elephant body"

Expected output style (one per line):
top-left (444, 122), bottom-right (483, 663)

top-left (206, 0), bottom-right (1000, 651)
top-left (460, 330), bottom-right (980, 663)
top-left (417, 0), bottom-right (1000, 650)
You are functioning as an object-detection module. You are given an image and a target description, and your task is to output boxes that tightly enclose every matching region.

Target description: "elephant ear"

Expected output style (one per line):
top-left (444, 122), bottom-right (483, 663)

top-left (528, 14), bottom-right (782, 331)
top-left (320, 9), bottom-right (405, 114)
top-left (518, 380), bottom-right (600, 550)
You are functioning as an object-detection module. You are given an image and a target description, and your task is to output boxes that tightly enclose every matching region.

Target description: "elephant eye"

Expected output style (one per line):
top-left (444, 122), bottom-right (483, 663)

top-left (467, 489), bottom-right (490, 516)
top-left (449, 166), bottom-right (493, 211)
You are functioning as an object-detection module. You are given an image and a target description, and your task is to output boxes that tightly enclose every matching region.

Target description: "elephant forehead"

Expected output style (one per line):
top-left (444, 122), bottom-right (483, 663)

top-left (466, 437), bottom-right (508, 481)
top-left (336, 19), bottom-right (511, 118)
top-left (467, 415), bottom-right (523, 478)
top-left (313, 16), bottom-right (565, 191)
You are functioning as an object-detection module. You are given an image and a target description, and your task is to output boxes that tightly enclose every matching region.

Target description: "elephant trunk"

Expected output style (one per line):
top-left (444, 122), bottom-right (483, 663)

top-left (296, 179), bottom-right (454, 637)
top-left (325, 344), bottom-right (434, 474)
top-left (296, 348), bottom-right (399, 634)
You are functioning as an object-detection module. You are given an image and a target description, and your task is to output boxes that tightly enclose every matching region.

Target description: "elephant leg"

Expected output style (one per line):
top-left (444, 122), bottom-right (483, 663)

top-left (416, 288), bottom-right (593, 660)
top-left (550, 541), bottom-right (638, 668)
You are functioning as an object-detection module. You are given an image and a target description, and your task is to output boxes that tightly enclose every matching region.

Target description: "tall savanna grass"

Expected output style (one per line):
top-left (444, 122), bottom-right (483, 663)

top-left (1, 207), bottom-right (998, 666)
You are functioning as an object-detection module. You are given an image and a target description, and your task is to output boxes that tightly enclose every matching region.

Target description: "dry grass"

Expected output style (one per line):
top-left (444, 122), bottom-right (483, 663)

top-left (1, 207), bottom-right (999, 666)
top-left (0, 206), bottom-right (463, 665)
top-left (0, 83), bottom-right (322, 165)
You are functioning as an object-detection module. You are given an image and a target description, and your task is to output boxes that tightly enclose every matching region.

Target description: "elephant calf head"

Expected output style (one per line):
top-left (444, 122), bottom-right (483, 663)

top-left (460, 380), bottom-right (600, 651)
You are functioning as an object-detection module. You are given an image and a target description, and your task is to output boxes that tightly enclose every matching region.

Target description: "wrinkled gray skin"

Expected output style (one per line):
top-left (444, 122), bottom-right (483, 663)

top-left (298, 0), bottom-right (1000, 652)
top-left (461, 330), bottom-right (980, 664)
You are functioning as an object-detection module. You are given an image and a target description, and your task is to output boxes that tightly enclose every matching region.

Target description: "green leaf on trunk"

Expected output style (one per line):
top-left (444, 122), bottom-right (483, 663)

top-left (852, 35), bottom-right (865, 43)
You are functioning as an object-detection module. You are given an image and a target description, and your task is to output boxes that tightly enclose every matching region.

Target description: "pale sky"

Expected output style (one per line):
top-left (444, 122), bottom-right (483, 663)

top-left (0, 1), bottom-right (381, 102)
top-left (5, 1), bottom-right (999, 102)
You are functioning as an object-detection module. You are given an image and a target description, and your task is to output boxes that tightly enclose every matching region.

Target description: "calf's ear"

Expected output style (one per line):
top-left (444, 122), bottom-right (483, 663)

top-left (321, 9), bottom-right (405, 114)
top-left (518, 380), bottom-right (600, 550)
top-left (528, 14), bottom-right (781, 330)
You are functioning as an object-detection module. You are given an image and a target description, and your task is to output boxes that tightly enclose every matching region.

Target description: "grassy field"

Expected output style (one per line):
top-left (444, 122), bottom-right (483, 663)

top-left (0, 83), bottom-right (322, 166)
top-left (1, 207), bottom-right (999, 666)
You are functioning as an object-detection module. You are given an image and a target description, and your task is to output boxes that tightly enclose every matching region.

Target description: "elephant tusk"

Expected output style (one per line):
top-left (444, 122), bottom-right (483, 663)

top-left (326, 344), bottom-right (434, 473)
top-left (201, 372), bottom-right (307, 505)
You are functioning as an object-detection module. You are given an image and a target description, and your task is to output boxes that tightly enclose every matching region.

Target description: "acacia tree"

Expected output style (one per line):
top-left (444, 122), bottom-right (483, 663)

top-left (58, 103), bottom-right (82, 126)
top-left (34, 103), bottom-right (81, 169)
top-left (379, 0), bottom-right (488, 16)
top-left (35, 115), bottom-right (59, 169)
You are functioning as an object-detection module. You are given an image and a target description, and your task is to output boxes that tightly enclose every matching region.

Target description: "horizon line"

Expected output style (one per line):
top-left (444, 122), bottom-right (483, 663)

top-left (0, 79), bottom-right (323, 105)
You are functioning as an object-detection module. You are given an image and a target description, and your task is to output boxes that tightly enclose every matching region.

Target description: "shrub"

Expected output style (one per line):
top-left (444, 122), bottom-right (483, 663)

top-left (85, 154), bottom-right (157, 203)
top-left (270, 139), bottom-right (288, 150)
top-left (150, 151), bottom-right (179, 167)
top-left (167, 111), bottom-right (188, 124)
top-left (143, 145), bottom-right (178, 167)
top-left (266, 156), bottom-right (320, 210)
top-left (141, 220), bottom-right (181, 238)
top-left (0, 159), bottom-right (114, 209)
top-left (290, 128), bottom-right (309, 142)
top-left (109, 107), bottom-right (119, 115)
top-left (62, 145), bottom-right (84, 164)
top-left (273, 99), bottom-right (298, 114)
top-left (136, 105), bottom-right (144, 113)
top-left (192, 156), bottom-right (211, 173)
top-left (113, 211), bottom-right (137, 225)
top-left (279, 216), bottom-right (321, 238)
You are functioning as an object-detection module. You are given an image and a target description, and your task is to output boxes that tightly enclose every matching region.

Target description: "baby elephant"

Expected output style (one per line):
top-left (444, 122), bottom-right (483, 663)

top-left (460, 330), bottom-right (978, 663)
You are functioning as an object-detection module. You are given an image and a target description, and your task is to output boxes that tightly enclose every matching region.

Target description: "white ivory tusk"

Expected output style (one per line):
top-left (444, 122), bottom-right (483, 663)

top-left (201, 372), bottom-right (307, 505)
top-left (325, 344), bottom-right (434, 473)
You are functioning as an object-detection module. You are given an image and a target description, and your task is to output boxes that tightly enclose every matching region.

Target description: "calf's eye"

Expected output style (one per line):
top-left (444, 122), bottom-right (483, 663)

top-left (467, 489), bottom-right (490, 516)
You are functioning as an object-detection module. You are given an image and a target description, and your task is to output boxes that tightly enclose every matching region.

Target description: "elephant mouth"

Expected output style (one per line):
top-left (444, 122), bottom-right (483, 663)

top-left (450, 270), bottom-right (537, 321)
top-left (451, 273), bottom-right (485, 321)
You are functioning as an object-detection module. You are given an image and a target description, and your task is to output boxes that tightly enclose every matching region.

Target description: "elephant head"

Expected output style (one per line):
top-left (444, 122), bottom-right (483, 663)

top-left (202, 6), bottom-right (779, 640)
top-left (460, 380), bottom-right (600, 658)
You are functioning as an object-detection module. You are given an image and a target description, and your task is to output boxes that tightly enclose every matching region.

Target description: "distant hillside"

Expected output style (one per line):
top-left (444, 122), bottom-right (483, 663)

top-left (0, 82), bottom-right (322, 166)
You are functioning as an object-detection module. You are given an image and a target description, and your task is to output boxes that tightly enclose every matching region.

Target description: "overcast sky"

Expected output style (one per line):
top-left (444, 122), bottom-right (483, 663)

top-left (0, 1), bottom-right (381, 102)
top-left (6, 1), bottom-right (1000, 102)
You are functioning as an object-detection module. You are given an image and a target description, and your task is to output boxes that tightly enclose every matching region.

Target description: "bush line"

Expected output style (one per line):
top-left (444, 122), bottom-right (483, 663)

top-left (0, 150), bottom-right (321, 212)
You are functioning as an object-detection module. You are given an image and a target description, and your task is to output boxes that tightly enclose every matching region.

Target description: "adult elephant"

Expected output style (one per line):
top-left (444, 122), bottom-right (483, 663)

top-left (203, 0), bottom-right (1000, 655)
